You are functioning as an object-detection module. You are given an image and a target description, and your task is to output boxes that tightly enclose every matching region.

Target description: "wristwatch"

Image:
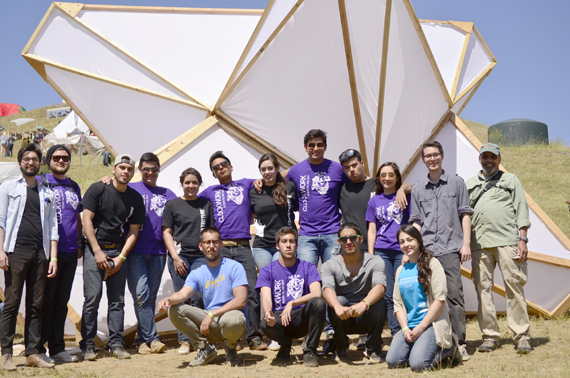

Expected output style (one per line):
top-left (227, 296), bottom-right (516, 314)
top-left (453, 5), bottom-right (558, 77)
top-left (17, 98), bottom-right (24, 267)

top-left (519, 237), bottom-right (529, 243)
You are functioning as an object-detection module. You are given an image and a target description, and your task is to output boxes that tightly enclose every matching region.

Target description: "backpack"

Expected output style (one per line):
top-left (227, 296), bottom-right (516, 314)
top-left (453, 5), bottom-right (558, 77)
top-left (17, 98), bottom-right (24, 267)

top-left (38, 173), bottom-right (80, 195)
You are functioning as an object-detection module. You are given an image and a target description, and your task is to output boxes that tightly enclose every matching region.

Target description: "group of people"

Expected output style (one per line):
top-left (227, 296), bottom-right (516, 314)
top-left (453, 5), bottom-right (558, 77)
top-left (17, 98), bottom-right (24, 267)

top-left (0, 132), bottom-right (16, 157)
top-left (0, 128), bottom-right (532, 372)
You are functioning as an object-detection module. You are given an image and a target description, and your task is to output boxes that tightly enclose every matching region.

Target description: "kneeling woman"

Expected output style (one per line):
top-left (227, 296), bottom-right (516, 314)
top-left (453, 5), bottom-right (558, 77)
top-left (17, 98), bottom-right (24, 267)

top-left (386, 224), bottom-right (461, 372)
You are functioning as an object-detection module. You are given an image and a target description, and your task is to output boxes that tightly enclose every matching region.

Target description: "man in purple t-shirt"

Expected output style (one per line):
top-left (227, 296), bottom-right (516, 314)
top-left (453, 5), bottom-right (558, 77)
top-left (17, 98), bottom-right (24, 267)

top-left (257, 227), bottom-right (325, 367)
top-left (198, 151), bottom-right (266, 350)
top-left (37, 145), bottom-right (82, 364)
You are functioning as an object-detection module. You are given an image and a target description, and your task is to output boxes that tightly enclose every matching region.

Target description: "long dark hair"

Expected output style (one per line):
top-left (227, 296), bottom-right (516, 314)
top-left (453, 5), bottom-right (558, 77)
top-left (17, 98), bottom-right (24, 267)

top-left (375, 161), bottom-right (402, 195)
top-left (258, 153), bottom-right (287, 206)
top-left (397, 224), bottom-right (433, 296)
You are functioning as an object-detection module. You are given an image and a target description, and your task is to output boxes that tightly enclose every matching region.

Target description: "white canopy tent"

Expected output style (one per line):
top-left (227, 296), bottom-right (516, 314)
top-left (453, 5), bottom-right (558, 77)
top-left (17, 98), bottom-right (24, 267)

top-left (21, 0), bottom-right (570, 344)
top-left (52, 110), bottom-right (90, 138)
top-left (9, 118), bottom-right (36, 127)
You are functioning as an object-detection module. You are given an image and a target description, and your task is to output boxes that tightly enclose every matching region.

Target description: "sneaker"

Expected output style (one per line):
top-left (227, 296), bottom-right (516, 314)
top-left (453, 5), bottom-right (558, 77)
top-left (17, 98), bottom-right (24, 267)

top-left (460, 344), bottom-right (470, 361)
top-left (303, 350), bottom-right (319, 367)
top-left (301, 336), bottom-right (308, 352)
top-left (356, 334), bottom-right (367, 351)
top-left (138, 343), bottom-right (151, 355)
top-left (111, 346), bottom-right (131, 359)
top-left (516, 339), bottom-right (532, 354)
top-left (83, 348), bottom-right (97, 361)
top-left (249, 338), bottom-right (268, 351)
top-left (189, 344), bottom-right (218, 367)
top-left (268, 340), bottom-right (280, 351)
top-left (25, 353), bottom-right (55, 368)
top-left (275, 345), bottom-right (291, 365)
top-left (2, 354), bottom-right (16, 371)
top-left (335, 347), bottom-right (348, 362)
top-left (369, 351), bottom-right (384, 363)
top-left (178, 341), bottom-right (191, 355)
top-left (51, 351), bottom-right (79, 363)
top-left (319, 333), bottom-right (336, 356)
top-left (478, 339), bottom-right (498, 353)
top-left (150, 340), bottom-right (166, 354)
top-left (40, 353), bottom-right (55, 364)
top-left (224, 346), bottom-right (239, 367)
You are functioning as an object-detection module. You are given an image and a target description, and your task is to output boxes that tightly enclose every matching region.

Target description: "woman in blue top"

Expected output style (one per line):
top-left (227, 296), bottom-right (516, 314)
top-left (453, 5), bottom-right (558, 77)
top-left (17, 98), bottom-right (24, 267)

top-left (386, 224), bottom-right (461, 372)
top-left (365, 162), bottom-right (410, 336)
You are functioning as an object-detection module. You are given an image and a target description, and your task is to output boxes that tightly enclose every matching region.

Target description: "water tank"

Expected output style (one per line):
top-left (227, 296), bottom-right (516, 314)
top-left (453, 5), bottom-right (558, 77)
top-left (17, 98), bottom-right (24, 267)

top-left (488, 118), bottom-right (548, 146)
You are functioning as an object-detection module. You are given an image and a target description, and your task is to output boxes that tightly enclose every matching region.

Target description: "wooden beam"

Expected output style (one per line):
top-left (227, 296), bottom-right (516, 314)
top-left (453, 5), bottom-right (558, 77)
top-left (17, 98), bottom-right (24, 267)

top-left (81, 4), bottom-right (263, 15)
top-left (453, 78), bottom-right (483, 116)
top-left (23, 55), bottom-right (47, 82)
top-left (451, 27), bottom-right (471, 101)
top-left (473, 25), bottom-right (497, 63)
top-left (22, 3), bottom-right (56, 55)
top-left (338, 0), bottom-right (368, 176)
top-left (454, 62), bottom-right (496, 102)
top-left (448, 21), bottom-right (473, 34)
top-left (373, 0), bottom-right (392, 174)
top-left (123, 311), bottom-right (169, 340)
top-left (54, 2), bottom-right (84, 18)
top-left (528, 251), bottom-right (570, 269)
top-left (551, 292), bottom-right (570, 318)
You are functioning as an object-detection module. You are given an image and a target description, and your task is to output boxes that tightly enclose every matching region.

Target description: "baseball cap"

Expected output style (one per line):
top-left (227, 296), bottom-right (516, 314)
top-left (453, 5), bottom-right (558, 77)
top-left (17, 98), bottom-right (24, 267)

top-left (114, 153), bottom-right (136, 167)
top-left (479, 143), bottom-right (500, 156)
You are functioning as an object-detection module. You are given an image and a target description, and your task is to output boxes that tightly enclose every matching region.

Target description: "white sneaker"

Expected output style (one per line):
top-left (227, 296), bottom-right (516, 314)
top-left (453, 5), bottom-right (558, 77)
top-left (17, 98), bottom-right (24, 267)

top-left (460, 344), bottom-right (470, 361)
top-left (268, 340), bottom-right (280, 351)
top-left (178, 341), bottom-right (191, 355)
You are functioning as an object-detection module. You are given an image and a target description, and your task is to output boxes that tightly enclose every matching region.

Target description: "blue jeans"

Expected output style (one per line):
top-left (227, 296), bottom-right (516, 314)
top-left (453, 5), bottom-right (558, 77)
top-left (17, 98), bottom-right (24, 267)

top-left (386, 324), bottom-right (440, 372)
top-left (296, 234), bottom-right (338, 267)
top-left (374, 248), bottom-right (403, 336)
top-left (127, 253), bottom-right (166, 346)
top-left (167, 254), bottom-right (206, 343)
top-left (252, 247), bottom-right (279, 271)
top-left (80, 244), bottom-right (128, 350)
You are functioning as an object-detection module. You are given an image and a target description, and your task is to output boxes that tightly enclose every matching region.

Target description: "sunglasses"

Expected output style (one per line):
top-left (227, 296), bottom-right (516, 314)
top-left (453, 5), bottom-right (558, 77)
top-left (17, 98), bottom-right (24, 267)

top-left (212, 161), bottom-right (229, 171)
top-left (142, 167), bottom-right (160, 173)
top-left (339, 149), bottom-right (358, 163)
top-left (338, 235), bottom-right (361, 243)
top-left (52, 155), bottom-right (70, 162)
top-left (307, 142), bottom-right (325, 149)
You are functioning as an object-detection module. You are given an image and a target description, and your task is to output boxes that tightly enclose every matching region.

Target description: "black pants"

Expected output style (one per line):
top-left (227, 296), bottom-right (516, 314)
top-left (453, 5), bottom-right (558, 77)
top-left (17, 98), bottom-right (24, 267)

top-left (262, 297), bottom-right (326, 352)
top-left (39, 250), bottom-right (78, 355)
top-left (0, 245), bottom-right (48, 356)
top-left (436, 253), bottom-right (466, 344)
top-left (328, 296), bottom-right (387, 354)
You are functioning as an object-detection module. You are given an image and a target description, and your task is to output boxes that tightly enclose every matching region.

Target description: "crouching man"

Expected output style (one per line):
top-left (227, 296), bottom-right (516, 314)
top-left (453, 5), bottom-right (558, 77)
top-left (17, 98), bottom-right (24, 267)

top-left (321, 223), bottom-right (387, 363)
top-left (158, 227), bottom-right (246, 367)
top-left (257, 227), bottom-right (325, 367)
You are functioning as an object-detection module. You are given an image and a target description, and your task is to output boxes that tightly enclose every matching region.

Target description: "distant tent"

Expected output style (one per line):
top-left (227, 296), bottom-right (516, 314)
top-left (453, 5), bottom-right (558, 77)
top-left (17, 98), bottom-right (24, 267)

top-left (0, 103), bottom-right (26, 117)
top-left (52, 110), bottom-right (89, 138)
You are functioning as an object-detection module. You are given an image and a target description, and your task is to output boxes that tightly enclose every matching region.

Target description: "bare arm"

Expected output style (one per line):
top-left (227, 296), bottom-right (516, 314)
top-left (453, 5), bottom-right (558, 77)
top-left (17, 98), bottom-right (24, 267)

top-left (163, 226), bottom-right (187, 276)
top-left (395, 182), bottom-right (412, 210)
top-left (82, 208), bottom-right (109, 271)
top-left (409, 300), bottom-right (445, 342)
top-left (460, 213), bottom-right (471, 263)
top-left (157, 285), bottom-right (195, 313)
top-left (260, 286), bottom-right (276, 327)
top-left (367, 222), bottom-right (377, 255)
top-left (280, 281), bottom-right (322, 326)
top-left (47, 240), bottom-right (58, 278)
top-left (324, 287), bottom-right (352, 320)
top-left (518, 226), bottom-right (529, 262)
top-left (350, 284), bottom-right (385, 318)
top-left (0, 227), bottom-right (7, 270)
top-left (200, 285), bottom-right (248, 335)
top-left (109, 223), bottom-right (140, 276)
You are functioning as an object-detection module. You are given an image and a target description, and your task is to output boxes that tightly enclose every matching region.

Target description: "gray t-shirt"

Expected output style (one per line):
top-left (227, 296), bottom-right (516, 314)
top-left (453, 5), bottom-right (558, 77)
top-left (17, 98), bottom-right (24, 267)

top-left (321, 253), bottom-right (386, 305)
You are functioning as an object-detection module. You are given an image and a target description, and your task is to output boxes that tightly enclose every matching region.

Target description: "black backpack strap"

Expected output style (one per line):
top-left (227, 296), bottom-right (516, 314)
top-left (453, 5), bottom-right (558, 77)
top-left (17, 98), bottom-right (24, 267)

top-left (472, 171), bottom-right (504, 208)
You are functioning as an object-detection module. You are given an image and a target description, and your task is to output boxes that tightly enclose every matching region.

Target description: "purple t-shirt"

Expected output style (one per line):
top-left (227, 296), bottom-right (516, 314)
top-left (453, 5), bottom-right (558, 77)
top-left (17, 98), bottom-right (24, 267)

top-left (129, 182), bottom-right (177, 255)
top-left (199, 178), bottom-right (255, 240)
top-left (365, 192), bottom-right (411, 251)
top-left (286, 159), bottom-right (347, 236)
top-left (39, 173), bottom-right (82, 253)
top-left (256, 259), bottom-right (321, 311)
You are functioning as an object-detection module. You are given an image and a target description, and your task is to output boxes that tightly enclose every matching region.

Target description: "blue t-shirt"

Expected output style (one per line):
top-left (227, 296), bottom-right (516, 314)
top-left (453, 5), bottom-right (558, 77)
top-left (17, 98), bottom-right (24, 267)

top-left (256, 259), bottom-right (321, 311)
top-left (398, 262), bottom-right (428, 328)
top-left (365, 192), bottom-right (410, 251)
top-left (185, 258), bottom-right (248, 312)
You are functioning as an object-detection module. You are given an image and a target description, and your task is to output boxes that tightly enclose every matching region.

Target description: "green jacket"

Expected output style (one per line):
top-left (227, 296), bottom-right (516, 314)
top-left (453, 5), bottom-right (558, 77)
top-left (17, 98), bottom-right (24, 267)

top-left (466, 171), bottom-right (531, 250)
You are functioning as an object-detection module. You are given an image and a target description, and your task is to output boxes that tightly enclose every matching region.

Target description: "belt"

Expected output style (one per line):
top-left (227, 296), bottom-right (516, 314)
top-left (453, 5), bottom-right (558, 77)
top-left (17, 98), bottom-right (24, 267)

top-left (222, 239), bottom-right (250, 247)
top-left (101, 243), bottom-right (120, 249)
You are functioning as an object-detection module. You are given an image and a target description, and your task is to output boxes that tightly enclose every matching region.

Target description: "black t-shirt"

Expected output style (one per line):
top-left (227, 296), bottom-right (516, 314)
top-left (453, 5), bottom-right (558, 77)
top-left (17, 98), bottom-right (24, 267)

top-left (249, 180), bottom-right (298, 249)
top-left (16, 186), bottom-right (43, 245)
top-left (339, 178), bottom-right (376, 250)
top-left (162, 197), bottom-right (214, 258)
top-left (81, 181), bottom-right (145, 245)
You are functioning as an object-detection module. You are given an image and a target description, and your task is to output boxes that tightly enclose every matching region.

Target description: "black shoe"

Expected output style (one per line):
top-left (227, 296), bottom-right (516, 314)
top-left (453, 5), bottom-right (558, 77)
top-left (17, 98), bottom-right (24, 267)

top-left (335, 347), bottom-right (348, 362)
top-left (369, 351), bottom-right (384, 363)
top-left (303, 350), bottom-right (319, 367)
top-left (249, 339), bottom-right (268, 350)
top-left (83, 348), bottom-right (97, 361)
top-left (318, 334), bottom-right (336, 356)
top-left (224, 346), bottom-right (239, 367)
top-left (275, 345), bottom-right (291, 366)
top-left (189, 344), bottom-right (218, 367)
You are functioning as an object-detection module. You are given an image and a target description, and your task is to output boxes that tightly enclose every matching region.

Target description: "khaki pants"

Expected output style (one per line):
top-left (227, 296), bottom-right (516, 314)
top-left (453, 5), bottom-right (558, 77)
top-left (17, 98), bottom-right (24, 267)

top-left (471, 246), bottom-right (530, 342)
top-left (168, 304), bottom-right (245, 350)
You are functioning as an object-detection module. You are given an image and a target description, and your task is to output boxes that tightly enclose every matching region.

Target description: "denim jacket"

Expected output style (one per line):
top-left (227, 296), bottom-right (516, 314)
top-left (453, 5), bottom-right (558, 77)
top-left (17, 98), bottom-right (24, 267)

top-left (0, 176), bottom-right (58, 257)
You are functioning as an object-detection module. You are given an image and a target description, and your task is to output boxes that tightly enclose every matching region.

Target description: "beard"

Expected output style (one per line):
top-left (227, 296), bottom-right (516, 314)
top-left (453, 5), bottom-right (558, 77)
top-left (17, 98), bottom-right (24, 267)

top-left (205, 250), bottom-right (220, 262)
top-left (20, 165), bottom-right (39, 177)
top-left (482, 165), bottom-right (498, 176)
top-left (50, 164), bottom-right (69, 175)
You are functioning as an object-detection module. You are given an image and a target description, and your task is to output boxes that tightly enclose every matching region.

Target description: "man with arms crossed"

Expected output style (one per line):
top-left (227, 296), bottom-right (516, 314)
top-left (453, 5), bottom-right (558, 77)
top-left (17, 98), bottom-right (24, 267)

top-left (321, 223), bottom-right (387, 363)
top-left (409, 140), bottom-right (473, 360)
top-left (257, 227), bottom-right (325, 367)
top-left (467, 143), bottom-right (532, 354)
top-left (0, 144), bottom-right (58, 370)
top-left (159, 227), bottom-right (247, 367)
top-left (199, 151), bottom-right (266, 350)
top-left (80, 154), bottom-right (145, 361)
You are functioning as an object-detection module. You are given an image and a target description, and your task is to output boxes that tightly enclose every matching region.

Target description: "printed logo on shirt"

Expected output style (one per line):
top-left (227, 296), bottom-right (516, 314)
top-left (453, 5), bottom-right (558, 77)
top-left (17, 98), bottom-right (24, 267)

top-left (65, 187), bottom-right (80, 211)
top-left (311, 172), bottom-right (330, 195)
top-left (274, 279), bottom-right (284, 309)
top-left (227, 185), bottom-right (244, 205)
top-left (205, 274), bottom-right (225, 289)
top-left (375, 201), bottom-right (403, 237)
top-left (119, 206), bottom-right (135, 237)
top-left (287, 274), bottom-right (304, 300)
top-left (214, 190), bottom-right (225, 223)
top-left (53, 188), bottom-right (64, 224)
top-left (199, 209), bottom-right (206, 230)
top-left (299, 175), bottom-right (310, 211)
top-left (150, 193), bottom-right (168, 217)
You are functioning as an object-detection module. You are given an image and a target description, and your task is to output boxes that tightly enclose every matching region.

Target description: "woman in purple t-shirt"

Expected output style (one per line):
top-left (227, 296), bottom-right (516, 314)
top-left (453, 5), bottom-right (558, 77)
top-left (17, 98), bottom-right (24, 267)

top-left (365, 162), bottom-right (410, 336)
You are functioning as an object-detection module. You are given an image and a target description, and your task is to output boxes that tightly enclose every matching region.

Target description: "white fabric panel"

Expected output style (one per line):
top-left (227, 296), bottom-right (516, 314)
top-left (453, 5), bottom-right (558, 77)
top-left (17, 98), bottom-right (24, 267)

top-left (45, 65), bottom-right (208, 160)
top-left (451, 85), bottom-right (476, 115)
top-left (461, 270), bottom-right (506, 313)
top-left (221, 0), bottom-right (359, 163)
top-left (344, 0), bottom-right (386, 172)
top-left (30, 8), bottom-right (191, 102)
top-left (524, 260), bottom-right (570, 312)
top-left (379, 0), bottom-right (449, 172)
top-left (236, 0), bottom-right (298, 78)
top-left (527, 209), bottom-right (570, 260)
top-left (455, 31), bottom-right (492, 98)
top-left (53, 111), bottom-right (89, 138)
top-left (420, 22), bottom-right (466, 97)
top-left (78, 10), bottom-right (259, 106)
top-left (157, 126), bottom-right (263, 197)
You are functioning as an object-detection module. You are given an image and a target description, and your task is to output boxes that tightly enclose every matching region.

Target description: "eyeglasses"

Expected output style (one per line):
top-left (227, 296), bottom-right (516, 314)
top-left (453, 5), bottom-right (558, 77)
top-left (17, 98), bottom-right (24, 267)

top-left (338, 235), bottom-right (361, 243)
top-left (339, 149), bottom-right (358, 163)
top-left (380, 173), bottom-right (396, 179)
top-left (480, 153), bottom-right (498, 160)
top-left (202, 239), bottom-right (220, 246)
top-left (52, 155), bottom-right (70, 162)
top-left (142, 167), bottom-right (160, 173)
top-left (22, 157), bottom-right (39, 163)
top-left (212, 161), bottom-right (229, 171)
top-left (307, 142), bottom-right (325, 149)
top-left (423, 153), bottom-right (441, 160)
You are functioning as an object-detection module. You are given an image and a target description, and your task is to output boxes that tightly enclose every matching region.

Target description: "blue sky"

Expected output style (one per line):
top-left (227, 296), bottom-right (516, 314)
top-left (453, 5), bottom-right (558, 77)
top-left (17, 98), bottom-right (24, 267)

top-left (1, 1), bottom-right (569, 142)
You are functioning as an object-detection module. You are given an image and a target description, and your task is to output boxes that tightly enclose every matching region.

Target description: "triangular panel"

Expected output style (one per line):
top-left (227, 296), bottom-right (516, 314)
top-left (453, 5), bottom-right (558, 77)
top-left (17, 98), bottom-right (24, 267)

top-left (455, 30), bottom-right (493, 98)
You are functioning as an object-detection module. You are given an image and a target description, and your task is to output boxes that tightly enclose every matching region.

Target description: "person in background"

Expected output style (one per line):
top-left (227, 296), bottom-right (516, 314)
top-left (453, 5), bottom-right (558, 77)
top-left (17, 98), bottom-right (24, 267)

top-left (163, 167), bottom-right (214, 355)
top-left (0, 132), bottom-right (6, 157)
top-left (6, 134), bottom-right (15, 158)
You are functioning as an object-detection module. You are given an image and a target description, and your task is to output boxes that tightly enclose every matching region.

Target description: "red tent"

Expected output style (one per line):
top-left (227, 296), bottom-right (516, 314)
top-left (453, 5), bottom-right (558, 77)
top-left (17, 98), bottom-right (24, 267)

top-left (0, 103), bottom-right (26, 117)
